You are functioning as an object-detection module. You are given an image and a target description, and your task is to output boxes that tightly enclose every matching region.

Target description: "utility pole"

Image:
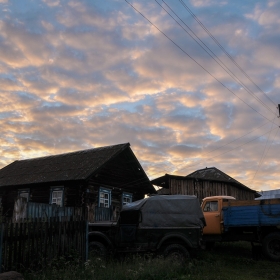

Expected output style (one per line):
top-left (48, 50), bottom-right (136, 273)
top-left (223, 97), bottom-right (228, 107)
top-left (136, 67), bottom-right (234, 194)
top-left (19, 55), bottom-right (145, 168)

top-left (278, 104), bottom-right (280, 118)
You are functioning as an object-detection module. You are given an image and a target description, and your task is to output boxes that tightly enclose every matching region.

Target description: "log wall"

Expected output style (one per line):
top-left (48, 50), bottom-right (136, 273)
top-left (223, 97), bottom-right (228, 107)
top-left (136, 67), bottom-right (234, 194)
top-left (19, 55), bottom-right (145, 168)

top-left (169, 178), bottom-right (255, 203)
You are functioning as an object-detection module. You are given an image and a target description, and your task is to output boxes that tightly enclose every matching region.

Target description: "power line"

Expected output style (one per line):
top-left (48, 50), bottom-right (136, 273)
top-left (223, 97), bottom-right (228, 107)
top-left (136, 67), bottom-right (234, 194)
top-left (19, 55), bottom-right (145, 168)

top-left (178, 0), bottom-right (277, 107)
top-left (250, 118), bottom-right (279, 185)
top-left (189, 120), bottom-right (272, 159)
top-left (172, 126), bottom-right (280, 175)
top-left (158, 0), bottom-right (277, 116)
top-left (125, 0), bottom-right (277, 125)
top-left (118, 124), bottom-right (280, 188)
top-left (148, 120), bottom-right (274, 177)
top-left (124, 1), bottom-right (280, 189)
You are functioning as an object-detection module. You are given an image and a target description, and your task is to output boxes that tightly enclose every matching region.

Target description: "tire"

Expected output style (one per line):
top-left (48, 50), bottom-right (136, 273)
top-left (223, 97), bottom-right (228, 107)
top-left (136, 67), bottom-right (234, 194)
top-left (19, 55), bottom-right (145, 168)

top-left (262, 232), bottom-right (280, 261)
top-left (89, 241), bottom-right (107, 259)
top-left (163, 244), bottom-right (190, 264)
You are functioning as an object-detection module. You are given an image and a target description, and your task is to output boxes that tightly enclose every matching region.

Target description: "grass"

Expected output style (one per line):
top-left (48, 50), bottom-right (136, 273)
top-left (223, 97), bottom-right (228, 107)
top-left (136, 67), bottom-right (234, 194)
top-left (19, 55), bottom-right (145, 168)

top-left (24, 242), bottom-right (280, 280)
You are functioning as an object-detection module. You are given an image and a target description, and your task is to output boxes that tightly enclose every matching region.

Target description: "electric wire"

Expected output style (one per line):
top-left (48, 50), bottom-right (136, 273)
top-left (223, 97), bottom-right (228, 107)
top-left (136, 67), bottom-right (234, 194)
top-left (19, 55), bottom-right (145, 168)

top-left (177, 0), bottom-right (280, 186)
top-left (158, 0), bottom-right (276, 116)
top-left (125, 0), bottom-right (276, 125)
top-left (178, 0), bottom-right (277, 107)
top-left (118, 125), bottom-right (280, 189)
top-left (147, 120), bottom-right (274, 177)
top-left (176, 126), bottom-right (280, 175)
top-left (184, 120), bottom-right (271, 161)
top-left (124, 0), bottom-right (280, 190)
top-left (250, 118), bottom-right (279, 185)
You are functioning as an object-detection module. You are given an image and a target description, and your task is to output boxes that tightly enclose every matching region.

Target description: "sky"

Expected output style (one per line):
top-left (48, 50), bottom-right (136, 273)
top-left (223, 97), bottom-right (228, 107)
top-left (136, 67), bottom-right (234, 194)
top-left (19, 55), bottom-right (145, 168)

top-left (0, 0), bottom-right (280, 192)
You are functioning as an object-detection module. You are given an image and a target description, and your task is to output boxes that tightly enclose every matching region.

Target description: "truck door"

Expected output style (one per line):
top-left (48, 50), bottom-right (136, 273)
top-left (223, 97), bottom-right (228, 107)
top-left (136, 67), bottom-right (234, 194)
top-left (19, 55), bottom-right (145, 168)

top-left (117, 210), bottom-right (139, 245)
top-left (202, 200), bottom-right (222, 235)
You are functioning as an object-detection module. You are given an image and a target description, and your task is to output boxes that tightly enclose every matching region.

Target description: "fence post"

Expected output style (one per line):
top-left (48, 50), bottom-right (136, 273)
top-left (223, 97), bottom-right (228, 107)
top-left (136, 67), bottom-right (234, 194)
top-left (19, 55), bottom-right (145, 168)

top-left (0, 223), bottom-right (4, 273)
top-left (85, 221), bottom-right (89, 261)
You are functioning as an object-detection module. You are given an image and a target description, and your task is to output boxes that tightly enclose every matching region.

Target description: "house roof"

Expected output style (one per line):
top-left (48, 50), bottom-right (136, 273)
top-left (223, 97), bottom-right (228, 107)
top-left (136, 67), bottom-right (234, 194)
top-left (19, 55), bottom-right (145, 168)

top-left (0, 143), bottom-right (155, 194)
top-left (151, 174), bottom-right (184, 188)
top-left (151, 167), bottom-right (255, 193)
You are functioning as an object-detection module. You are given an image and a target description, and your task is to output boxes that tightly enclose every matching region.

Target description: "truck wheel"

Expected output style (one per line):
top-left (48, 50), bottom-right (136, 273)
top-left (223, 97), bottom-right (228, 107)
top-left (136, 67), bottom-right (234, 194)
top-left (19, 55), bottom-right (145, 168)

top-left (262, 232), bottom-right (280, 261)
top-left (163, 244), bottom-right (190, 264)
top-left (89, 241), bottom-right (107, 259)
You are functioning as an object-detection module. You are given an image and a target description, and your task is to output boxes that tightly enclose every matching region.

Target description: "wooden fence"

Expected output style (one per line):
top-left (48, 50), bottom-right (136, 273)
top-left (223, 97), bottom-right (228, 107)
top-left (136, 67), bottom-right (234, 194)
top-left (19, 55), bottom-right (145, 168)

top-left (0, 218), bottom-right (88, 272)
top-left (94, 206), bottom-right (112, 221)
top-left (13, 198), bottom-right (85, 222)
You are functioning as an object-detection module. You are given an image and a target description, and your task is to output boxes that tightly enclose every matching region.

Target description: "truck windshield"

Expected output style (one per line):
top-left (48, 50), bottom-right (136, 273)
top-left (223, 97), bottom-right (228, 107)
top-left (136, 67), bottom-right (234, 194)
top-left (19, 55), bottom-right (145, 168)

top-left (203, 201), bottom-right (218, 212)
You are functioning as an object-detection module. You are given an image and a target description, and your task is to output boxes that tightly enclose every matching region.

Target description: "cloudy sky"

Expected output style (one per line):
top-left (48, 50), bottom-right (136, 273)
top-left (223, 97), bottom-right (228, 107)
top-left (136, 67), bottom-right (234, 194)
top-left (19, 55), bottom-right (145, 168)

top-left (0, 0), bottom-right (280, 192)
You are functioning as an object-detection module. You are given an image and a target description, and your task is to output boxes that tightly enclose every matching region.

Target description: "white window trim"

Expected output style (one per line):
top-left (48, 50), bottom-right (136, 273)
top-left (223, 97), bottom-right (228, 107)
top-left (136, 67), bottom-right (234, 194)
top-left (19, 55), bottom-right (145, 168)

top-left (18, 189), bottom-right (30, 202)
top-left (99, 187), bottom-right (111, 208)
top-left (50, 186), bottom-right (64, 207)
top-left (122, 192), bottom-right (133, 205)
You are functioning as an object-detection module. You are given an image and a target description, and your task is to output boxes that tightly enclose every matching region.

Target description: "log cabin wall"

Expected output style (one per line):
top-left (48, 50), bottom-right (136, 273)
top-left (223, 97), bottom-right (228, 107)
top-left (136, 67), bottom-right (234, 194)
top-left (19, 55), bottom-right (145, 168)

top-left (85, 184), bottom-right (145, 222)
top-left (30, 186), bottom-right (50, 204)
top-left (1, 183), bottom-right (88, 218)
top-left (87, 185), bottom-right (120, 222)
top-left (1, 185), bottom-right (51, 218)
top-left (64, 183), bottom-right (89, 207)
top-left (1, 181), bottom-right (144, 221)
top-left (169, 178), bottom-right (255, 203)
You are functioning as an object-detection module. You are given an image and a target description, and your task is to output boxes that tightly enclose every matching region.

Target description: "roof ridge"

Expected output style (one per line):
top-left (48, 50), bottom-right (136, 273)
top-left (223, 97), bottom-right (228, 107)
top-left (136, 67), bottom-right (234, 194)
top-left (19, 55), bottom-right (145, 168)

top-left (16, 142), bottom-right (130, 163)
top-left (186, 166), bottom-right (216, 175)
top-left (185, 166), bottom-right (246, 186)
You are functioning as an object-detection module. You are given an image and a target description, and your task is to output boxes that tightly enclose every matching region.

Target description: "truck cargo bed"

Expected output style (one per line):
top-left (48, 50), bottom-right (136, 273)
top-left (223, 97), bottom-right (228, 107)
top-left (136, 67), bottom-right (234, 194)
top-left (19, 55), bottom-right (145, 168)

top-left (222, 199), bottom-right (280, 228)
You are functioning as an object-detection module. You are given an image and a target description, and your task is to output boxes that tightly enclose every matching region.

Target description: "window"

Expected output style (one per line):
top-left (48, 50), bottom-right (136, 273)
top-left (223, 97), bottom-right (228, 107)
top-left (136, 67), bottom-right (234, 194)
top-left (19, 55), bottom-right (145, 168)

top-left (122, 192), bottom-right (133, 205)
top-left (18, 189), bottom-right (30, 202)
top-left (203, 201), bottom-right (218, 212)
top-left (50, 187), bottom-right (64, 207)
top-left (99, 188), bottom-right (111, 208)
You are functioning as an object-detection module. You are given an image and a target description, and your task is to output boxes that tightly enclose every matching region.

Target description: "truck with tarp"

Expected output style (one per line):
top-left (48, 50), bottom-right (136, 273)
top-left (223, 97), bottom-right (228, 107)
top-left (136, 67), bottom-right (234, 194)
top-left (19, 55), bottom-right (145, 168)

top-left (88, 195), bottom-right (205, 260)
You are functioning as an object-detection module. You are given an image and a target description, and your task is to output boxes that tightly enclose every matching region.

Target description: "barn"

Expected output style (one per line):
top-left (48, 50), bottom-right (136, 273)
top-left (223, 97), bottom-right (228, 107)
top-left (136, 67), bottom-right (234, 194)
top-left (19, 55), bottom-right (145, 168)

top-left (151, 167), bottom-right (258, 203)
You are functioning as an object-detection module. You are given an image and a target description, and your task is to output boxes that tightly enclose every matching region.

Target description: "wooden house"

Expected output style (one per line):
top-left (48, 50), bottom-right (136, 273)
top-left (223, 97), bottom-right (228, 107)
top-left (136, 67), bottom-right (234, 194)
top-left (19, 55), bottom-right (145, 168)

top-left (151, 167), bottom-right (258, 203)
top-left (0, 143), bottom-right (155, 221)
top-left (255, 189), bottom-right (280, 200)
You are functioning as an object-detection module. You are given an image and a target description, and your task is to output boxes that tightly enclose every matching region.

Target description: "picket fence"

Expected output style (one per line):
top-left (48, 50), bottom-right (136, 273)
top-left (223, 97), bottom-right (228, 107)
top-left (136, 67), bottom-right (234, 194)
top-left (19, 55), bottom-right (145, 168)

top-left (0, 218), bottom-right (88, 273)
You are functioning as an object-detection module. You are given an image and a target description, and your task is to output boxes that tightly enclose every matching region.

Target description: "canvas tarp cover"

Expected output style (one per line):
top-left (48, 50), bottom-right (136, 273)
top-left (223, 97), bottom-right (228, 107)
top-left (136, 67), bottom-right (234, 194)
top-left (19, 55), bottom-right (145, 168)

top-left (122, 195), bottom-right (205, 228)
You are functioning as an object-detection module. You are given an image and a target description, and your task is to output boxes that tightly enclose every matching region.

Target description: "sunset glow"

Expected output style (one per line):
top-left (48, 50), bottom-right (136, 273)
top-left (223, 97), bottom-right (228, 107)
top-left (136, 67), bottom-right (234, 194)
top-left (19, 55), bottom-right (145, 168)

top-left (0, 0), bottom-right (280, 191)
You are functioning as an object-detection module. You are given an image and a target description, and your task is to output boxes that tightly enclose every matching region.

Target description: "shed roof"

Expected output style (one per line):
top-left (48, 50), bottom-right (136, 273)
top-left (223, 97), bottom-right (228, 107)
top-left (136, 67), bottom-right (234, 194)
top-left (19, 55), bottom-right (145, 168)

top-left (186, 167), bottom-right (245, 186)
top-left (0, 143), bottom-right (155, 194)
top-left (151, 167), bottom-right (255, 193)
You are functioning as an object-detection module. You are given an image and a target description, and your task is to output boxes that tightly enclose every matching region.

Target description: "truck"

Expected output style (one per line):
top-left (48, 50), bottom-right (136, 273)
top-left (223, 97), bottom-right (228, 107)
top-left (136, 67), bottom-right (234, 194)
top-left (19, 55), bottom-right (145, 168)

top-left (88, 195), bottom-right (205, 261)
top-left (201, 196), bottom-right (280, 261)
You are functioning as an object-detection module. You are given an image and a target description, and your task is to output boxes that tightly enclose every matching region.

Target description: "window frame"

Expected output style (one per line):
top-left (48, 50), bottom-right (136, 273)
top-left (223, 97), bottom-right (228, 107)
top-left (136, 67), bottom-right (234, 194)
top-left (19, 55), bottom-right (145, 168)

top-left (203, 200), bottom-right (218, 212)
top-left (122, 192), bottom-right (133, 206)
top-left (49, 186), bottom-right (64, 207)
top-left (18, 189), bottom-right (30, 202)
top-left (98, 187), bottom-right (111, 208)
